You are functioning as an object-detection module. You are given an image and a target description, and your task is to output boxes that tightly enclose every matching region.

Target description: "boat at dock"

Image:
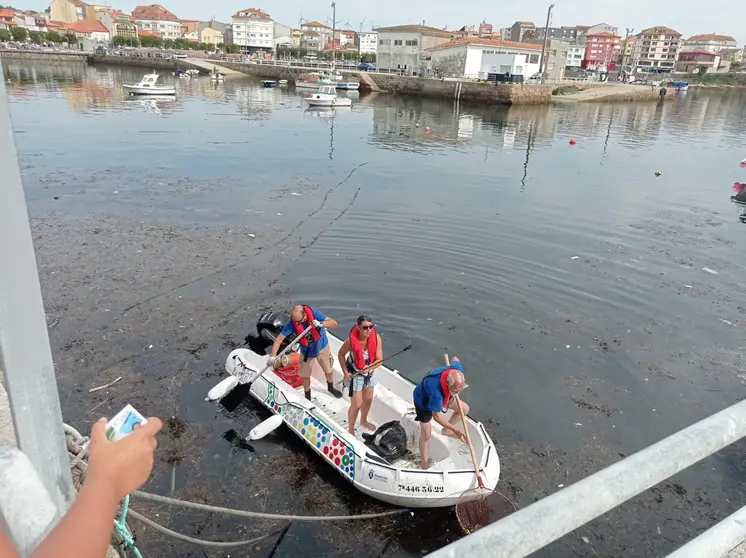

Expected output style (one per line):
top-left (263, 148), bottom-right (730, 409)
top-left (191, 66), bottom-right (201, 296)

top-left (335, 81), bottom-right (360, 90)
top-left (206, 311), bottom-right (500, 508)
top-left (262, 80), bottom-right (277, 88)
top-left (665, 80), bottom-right (689, 91)
top-left (306, 85), bottom-right (352, 107)
top-left (295, 72), bottom-right (334, 89)
top-left (122, 73), bottom-right (176, 96)
top-left (278, 79), bottom-right (288, 86)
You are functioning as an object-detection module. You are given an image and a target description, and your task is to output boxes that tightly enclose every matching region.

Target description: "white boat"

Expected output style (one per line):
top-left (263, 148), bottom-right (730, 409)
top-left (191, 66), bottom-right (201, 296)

top-left (336, 82), bottom-right (360, 90)
top-left (122, 73), bottom-right (175, 96)
top-left (306, 85), bottom-right (352, 107)
top-left (278, 79), bottom-right (288, 86)
top-left (210, 73), bottom-right (225, 81)
top-left (207, 311), bottom-right (500, 508)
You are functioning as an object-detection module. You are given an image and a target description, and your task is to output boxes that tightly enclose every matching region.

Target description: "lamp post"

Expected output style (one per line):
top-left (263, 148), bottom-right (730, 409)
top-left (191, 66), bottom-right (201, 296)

top-left (538, 4), bottom-right (554, 84)
top-left (330, 1), bottom-right (336, 69)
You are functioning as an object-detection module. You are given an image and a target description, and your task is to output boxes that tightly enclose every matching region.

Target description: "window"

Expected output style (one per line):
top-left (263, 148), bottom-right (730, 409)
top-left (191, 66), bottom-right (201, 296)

top-left (529, 54), bottom-right (539, 63)
top-left (405, 39), bottom-right (418, 46)
top-left (394, 39), bottom-right (402, 45)
top-left (379, 39), bottom-right (390, 45)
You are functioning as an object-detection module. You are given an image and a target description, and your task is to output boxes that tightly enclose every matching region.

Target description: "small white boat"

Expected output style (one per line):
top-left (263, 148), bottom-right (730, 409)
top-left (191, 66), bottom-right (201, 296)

top-left (306, 85), bottom-right (352, 107)
top-left (278, 79), bottom-right (288, 86)
top-left (207, 311), bottom-right (500, 508)
top-left (336, 82), bottom-right (360, 90)
top-left (122, 73), bottom-right (175, 96)
top-left (210, 72), bottom-right (225, 82)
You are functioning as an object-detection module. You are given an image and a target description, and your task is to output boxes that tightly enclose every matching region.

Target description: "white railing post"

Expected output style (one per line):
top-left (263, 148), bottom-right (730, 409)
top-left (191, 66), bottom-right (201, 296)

top-left (0, 59), bottom-right (75, 514)
top-left (426, 400), bottom-right (746, 558)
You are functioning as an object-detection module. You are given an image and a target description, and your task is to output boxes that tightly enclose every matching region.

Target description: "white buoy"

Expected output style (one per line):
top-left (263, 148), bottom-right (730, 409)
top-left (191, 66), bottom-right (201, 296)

top-left (206, 376), bottom-right (239, 401)
top-left (247, 414), bottom-right (284, 440)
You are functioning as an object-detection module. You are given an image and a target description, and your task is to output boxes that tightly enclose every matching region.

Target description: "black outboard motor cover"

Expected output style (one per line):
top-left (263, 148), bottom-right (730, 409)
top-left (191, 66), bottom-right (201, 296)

top-left (362, 421), bottom-right (408, 461)
top-left (256, 310), bottom-right (290, 343)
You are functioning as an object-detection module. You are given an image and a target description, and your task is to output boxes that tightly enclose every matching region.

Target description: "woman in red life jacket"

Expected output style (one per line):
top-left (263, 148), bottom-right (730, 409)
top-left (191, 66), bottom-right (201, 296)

top-left (337, 315), bottom-right (383, 435)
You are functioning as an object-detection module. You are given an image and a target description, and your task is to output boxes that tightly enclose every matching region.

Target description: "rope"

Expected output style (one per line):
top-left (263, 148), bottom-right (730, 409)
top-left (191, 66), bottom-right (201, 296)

top-left (62, 422), bottom-right (412, 554)
top-left (133, 490), bottom-right (412, 521)
top-left (127, 510), bottom-right (291, 549)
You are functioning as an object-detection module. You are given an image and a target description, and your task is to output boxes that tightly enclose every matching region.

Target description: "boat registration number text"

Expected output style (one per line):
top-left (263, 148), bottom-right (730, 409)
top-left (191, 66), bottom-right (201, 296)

top-left (397, 484), bottom-right (444, 493)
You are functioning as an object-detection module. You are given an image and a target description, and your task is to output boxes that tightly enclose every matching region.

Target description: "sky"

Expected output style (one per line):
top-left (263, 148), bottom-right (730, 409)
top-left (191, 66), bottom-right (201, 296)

top-left (10, 0), bottom-right (746, 46)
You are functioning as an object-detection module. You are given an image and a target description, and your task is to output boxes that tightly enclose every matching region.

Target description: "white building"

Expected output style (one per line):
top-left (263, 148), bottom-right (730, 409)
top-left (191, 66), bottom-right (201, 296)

top-left (632, 25), bottom-right (682, 73)
top-left (375, 24), bottom-right (454, 75)
top-left (683, 33), bottom-right (738, 54)
top-left (427, 37), bottom-right (543, 79)
top-left (301, 20), bottom-right (332, 47)
top-left (356, 31), bottom-right (377, 54)
top-left (232, 7), bottom-right (273, 52)
top-left (566, 43), bottom-right (584, 67)
top-left (132, 4), bottom-right (180, 40)
top-left (274, 21), bottom-right (294, 49)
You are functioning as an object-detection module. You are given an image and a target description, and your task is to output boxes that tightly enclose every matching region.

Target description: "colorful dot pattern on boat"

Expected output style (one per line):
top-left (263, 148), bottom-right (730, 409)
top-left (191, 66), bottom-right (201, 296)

top-left (264, 382), bottom-right (355, 481)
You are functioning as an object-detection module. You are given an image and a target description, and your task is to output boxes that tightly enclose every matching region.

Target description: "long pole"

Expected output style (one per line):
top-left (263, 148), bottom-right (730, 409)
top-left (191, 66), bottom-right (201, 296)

top-left (330, 1), bottom-right (336, 69)
top-left (621, 27), bottom-right (633, 73)
top-left (0, 60), bottom-right (75, 513)
top-left (538, 3), bottom-right (554, 84)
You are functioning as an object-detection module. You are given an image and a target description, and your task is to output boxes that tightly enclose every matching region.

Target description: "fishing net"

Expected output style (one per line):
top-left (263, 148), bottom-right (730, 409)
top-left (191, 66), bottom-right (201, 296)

top-left (455, 488), bottom-right (517, 534)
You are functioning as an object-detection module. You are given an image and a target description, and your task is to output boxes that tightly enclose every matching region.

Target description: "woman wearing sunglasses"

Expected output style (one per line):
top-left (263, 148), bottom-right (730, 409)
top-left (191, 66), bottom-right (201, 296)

top-left (338, 315), bottom-right (383, 435)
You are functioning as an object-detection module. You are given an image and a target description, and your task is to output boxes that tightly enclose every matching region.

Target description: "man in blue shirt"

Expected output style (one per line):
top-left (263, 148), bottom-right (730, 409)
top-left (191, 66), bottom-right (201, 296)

top-left (412, 356), bottom-right (469, 469)
top-left (269, 305), bottom-right (343, 401)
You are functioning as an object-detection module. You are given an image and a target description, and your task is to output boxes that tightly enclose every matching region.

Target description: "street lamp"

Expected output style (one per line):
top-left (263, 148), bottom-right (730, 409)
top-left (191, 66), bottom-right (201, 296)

top-left (330, 1), bottom-right (336, 68)
top-left (538, 4), bottom-right (554, 84)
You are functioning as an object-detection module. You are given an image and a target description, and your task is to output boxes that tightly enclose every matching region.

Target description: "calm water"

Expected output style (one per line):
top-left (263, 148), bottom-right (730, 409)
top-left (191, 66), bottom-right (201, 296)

top-left (5, 60), bottom-right (746, 557)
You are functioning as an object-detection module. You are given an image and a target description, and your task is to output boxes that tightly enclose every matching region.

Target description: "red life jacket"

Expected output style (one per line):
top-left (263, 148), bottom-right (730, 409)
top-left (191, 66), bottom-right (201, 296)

top-left (293, 305), bottom-right (321, 346)
top-left (440, 368), bottom-right (456, 410)
top-left (349, 325), bottom-right (378, 370)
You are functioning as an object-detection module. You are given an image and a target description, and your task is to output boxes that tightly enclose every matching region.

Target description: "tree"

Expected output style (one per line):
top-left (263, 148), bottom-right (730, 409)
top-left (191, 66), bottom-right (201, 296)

top-left (216, 42), bottom-right (224, 51)
top-left (360, 52), bottom-right (376, 63)
top-left (139, 34), bottom-right (162, 48)
top-left (46, 30), bottom-right (61, 43)
top-left (731, 60), bottom-right (741, 72)
top-left (10, 26), bottom-right (28, 41)
top-left (162, 38), bottom-right (175, 49)
top-left (28, 31), bottom-right (44, 44)
top-left (224, 44), bottom-right (240, 54)
top-left (0, 29), bottom-right (10, 42)
top-left (197, 41), bottom-right (208, 51)
top-left (205, 42), bottom-right (216, 52)
top-left (63, 32), bottom-right (77, 44)
top-left (697, 64), bottom-right (708, 76)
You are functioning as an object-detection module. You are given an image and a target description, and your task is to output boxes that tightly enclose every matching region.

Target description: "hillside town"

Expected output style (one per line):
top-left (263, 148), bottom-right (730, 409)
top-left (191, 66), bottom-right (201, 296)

top-left (1, 1), bottom-right (745, 80)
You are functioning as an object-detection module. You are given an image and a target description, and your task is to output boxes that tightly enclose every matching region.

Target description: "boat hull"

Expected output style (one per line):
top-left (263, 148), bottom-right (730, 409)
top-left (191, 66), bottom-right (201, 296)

top-left (123, 85), bottom-right (176, 95)
top-left (336, 83), bottom-right (360, 90)
top-left (306, 97), bottom-right (352, 107)
top-left (217, 332), bottom-right (500, 508)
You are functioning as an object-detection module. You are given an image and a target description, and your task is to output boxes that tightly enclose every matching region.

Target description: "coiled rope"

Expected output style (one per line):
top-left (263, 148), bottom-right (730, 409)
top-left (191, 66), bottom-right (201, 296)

top-left (63, 422), bottom-right (412, 554)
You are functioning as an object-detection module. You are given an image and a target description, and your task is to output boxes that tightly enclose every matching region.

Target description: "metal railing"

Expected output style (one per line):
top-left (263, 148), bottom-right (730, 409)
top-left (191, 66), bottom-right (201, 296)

top-left (426, 399), bottom-right (746, 558)
top-left (0, 57), bottom-right (74, 528)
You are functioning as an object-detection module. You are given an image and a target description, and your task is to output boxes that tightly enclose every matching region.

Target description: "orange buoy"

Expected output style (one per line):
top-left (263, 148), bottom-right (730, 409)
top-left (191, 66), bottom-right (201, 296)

top-left (569, 138), bottom-right (576, 145)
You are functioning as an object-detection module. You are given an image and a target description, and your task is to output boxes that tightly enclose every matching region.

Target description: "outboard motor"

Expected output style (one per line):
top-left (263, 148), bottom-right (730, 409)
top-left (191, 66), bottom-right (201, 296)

top-left (256, 310), bottom-right (290, 343)
top-left (362, 421), bottom-right (409, 461)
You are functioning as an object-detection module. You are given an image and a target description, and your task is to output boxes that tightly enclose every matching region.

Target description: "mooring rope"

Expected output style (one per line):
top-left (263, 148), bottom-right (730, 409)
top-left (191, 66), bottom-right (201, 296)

top-left (132, 490), bottom-right (412, 521)
top-left (63, 422), bottom-right (412, 554)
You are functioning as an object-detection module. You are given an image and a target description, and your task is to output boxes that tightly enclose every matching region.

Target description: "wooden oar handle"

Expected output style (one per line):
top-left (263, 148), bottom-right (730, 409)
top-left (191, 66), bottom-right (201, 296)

top-left (455, 394), bottom-right (484, 489)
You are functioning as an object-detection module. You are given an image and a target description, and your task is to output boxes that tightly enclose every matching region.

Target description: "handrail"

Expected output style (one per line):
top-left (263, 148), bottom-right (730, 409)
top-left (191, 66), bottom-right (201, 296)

top-left (426, 399), bottom-right (746, 557)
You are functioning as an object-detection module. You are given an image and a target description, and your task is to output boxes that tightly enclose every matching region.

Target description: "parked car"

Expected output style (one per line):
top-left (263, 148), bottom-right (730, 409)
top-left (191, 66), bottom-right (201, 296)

top-left (358, 63), bottom-right (376, 71)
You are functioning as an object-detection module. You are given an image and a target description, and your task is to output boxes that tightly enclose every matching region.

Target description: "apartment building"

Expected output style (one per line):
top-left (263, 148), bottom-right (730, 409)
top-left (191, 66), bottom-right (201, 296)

top-left (232, 8), bottom-right (273, 52)
top-left (132, 4), bottom-right (180, 40)
top-left (632, 26), bottom-right (682, 73)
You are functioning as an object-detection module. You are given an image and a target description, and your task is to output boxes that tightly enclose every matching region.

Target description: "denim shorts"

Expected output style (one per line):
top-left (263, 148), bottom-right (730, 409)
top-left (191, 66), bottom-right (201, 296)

top-left (345, 358), bottom-right (379, 392)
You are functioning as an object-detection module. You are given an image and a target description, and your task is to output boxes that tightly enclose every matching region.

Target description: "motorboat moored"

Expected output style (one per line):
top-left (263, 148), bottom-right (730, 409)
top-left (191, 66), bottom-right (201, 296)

top-left (122, 73), bottom-right (176, 96)
top-left (295, 72), bottom-right (334, 89)
top-left (263, 80), bottom-right (277, 88)
top-left (335, 81), bottom-right (360, 90)
top-left (306, 85), bottom-right (352, 107)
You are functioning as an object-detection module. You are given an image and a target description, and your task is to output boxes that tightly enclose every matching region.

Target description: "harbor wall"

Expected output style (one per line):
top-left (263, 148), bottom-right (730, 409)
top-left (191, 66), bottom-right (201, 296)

top-left (88, 54), bottom-right (179, 70)
top-left (209, 61), bottom-right (553, 105)
top-left (0, 50), bottom-right (87, 63)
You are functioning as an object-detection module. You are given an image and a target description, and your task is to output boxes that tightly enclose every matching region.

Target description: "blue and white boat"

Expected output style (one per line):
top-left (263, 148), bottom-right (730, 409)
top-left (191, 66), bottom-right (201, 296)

top-left (262, 80), bottom-right (277, 88)
top-left (666, 80), bottom-right (689, 92)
